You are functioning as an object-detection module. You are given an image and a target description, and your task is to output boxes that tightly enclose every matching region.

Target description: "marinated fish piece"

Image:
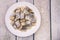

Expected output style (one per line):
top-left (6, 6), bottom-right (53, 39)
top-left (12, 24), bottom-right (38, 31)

top-left (28, 13), bottom-right (34, 18)
top-left (10, 21), bottom-right (15, 26)
top-left (20, 6), bottom-right (25, 12)
top-left (14, 8), bottom-right (21, 13)
top-left (15, 20), bottom-right (20, 28)
top-left (20, 13), bottom-right (24, 19)
top-left (23, 24), bottom-right (31, 30)
top-left (26, 20), bottom-right (31, 25)
top-left (23, 9), bottom-right (29, 14)
top-left (21, 25), bottom-right (27, 30)
top-left (18, 25), bottom-right (23, 30)
top-left (31, 22), bottom-right (36, 26)
top-left (15, 13), bottom-right (20, 20)
top-left (10, 6), bottom-right (36, 31)
top-left (25, 7), bottom-right (32, 12)
top-left (20, 19), bottom-right (26, 22)
top-left (31, 17), bottom-right (36, 22)
top-left (25, 15), bottom-right (31, 21)
top-left (21, 22), bottom-right (26, 26)
top-left (10, 16), bottom-right (15, 21)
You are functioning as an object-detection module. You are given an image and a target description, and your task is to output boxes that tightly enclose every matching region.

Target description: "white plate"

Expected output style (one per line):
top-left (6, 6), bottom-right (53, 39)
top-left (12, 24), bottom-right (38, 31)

top-left (5, 2), bottom-right (41, 37)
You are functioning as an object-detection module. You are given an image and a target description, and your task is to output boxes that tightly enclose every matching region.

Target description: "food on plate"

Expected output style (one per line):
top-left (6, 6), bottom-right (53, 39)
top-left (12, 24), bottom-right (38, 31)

top-left (10, 6), bottom-right (36, 31)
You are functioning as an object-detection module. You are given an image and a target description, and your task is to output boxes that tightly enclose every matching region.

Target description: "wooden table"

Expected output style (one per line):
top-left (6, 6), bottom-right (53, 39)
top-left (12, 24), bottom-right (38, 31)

top-left (51, 0), bottom-right (60, 40)
top-left (1, 0), bottom-right (59, 40)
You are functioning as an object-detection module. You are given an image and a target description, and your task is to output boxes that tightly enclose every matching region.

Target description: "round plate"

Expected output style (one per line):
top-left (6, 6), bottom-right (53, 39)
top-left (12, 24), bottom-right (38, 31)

top-left (5, 2), bottom-right (41, 37)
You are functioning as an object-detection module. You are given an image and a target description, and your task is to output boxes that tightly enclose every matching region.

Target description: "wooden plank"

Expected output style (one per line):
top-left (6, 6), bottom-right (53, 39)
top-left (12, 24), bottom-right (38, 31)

top-left (34, 0), bottom-right (50, 40)
top-left (0, 0), bottom-right (16, 40)
top-left (18, 0), bottom-right (33, 3)
top-left (51, 0), bottom-right (60, 40)
top-left (17, 0), bottom-right (34, 40)
top-left (17, 35), bottom-right (33, 40)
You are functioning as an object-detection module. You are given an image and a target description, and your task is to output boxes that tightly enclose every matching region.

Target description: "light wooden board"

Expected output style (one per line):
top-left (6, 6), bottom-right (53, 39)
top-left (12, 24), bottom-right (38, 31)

top-left (17, 0), bottom-right (34, 40)
top-left (51, 0), bottom-right (60, 40)
top-left (34, 0), bottom-right (50, 40)
top-left (0, 0), bottom-right (16, 40)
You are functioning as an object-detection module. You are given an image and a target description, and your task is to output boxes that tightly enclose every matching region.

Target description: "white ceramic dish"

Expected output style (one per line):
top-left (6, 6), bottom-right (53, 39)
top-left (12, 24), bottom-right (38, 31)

top-left (5, 2), bottom-right (41, 37)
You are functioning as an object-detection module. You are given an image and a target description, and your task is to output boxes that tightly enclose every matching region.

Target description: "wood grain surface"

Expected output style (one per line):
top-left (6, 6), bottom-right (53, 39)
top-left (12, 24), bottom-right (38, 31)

top-left (0, 0), bottom-right (16, 40)
top-left (51, 0), bottom-right (60, 40)
top-left (34, 0), bottom-right (50, 40)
